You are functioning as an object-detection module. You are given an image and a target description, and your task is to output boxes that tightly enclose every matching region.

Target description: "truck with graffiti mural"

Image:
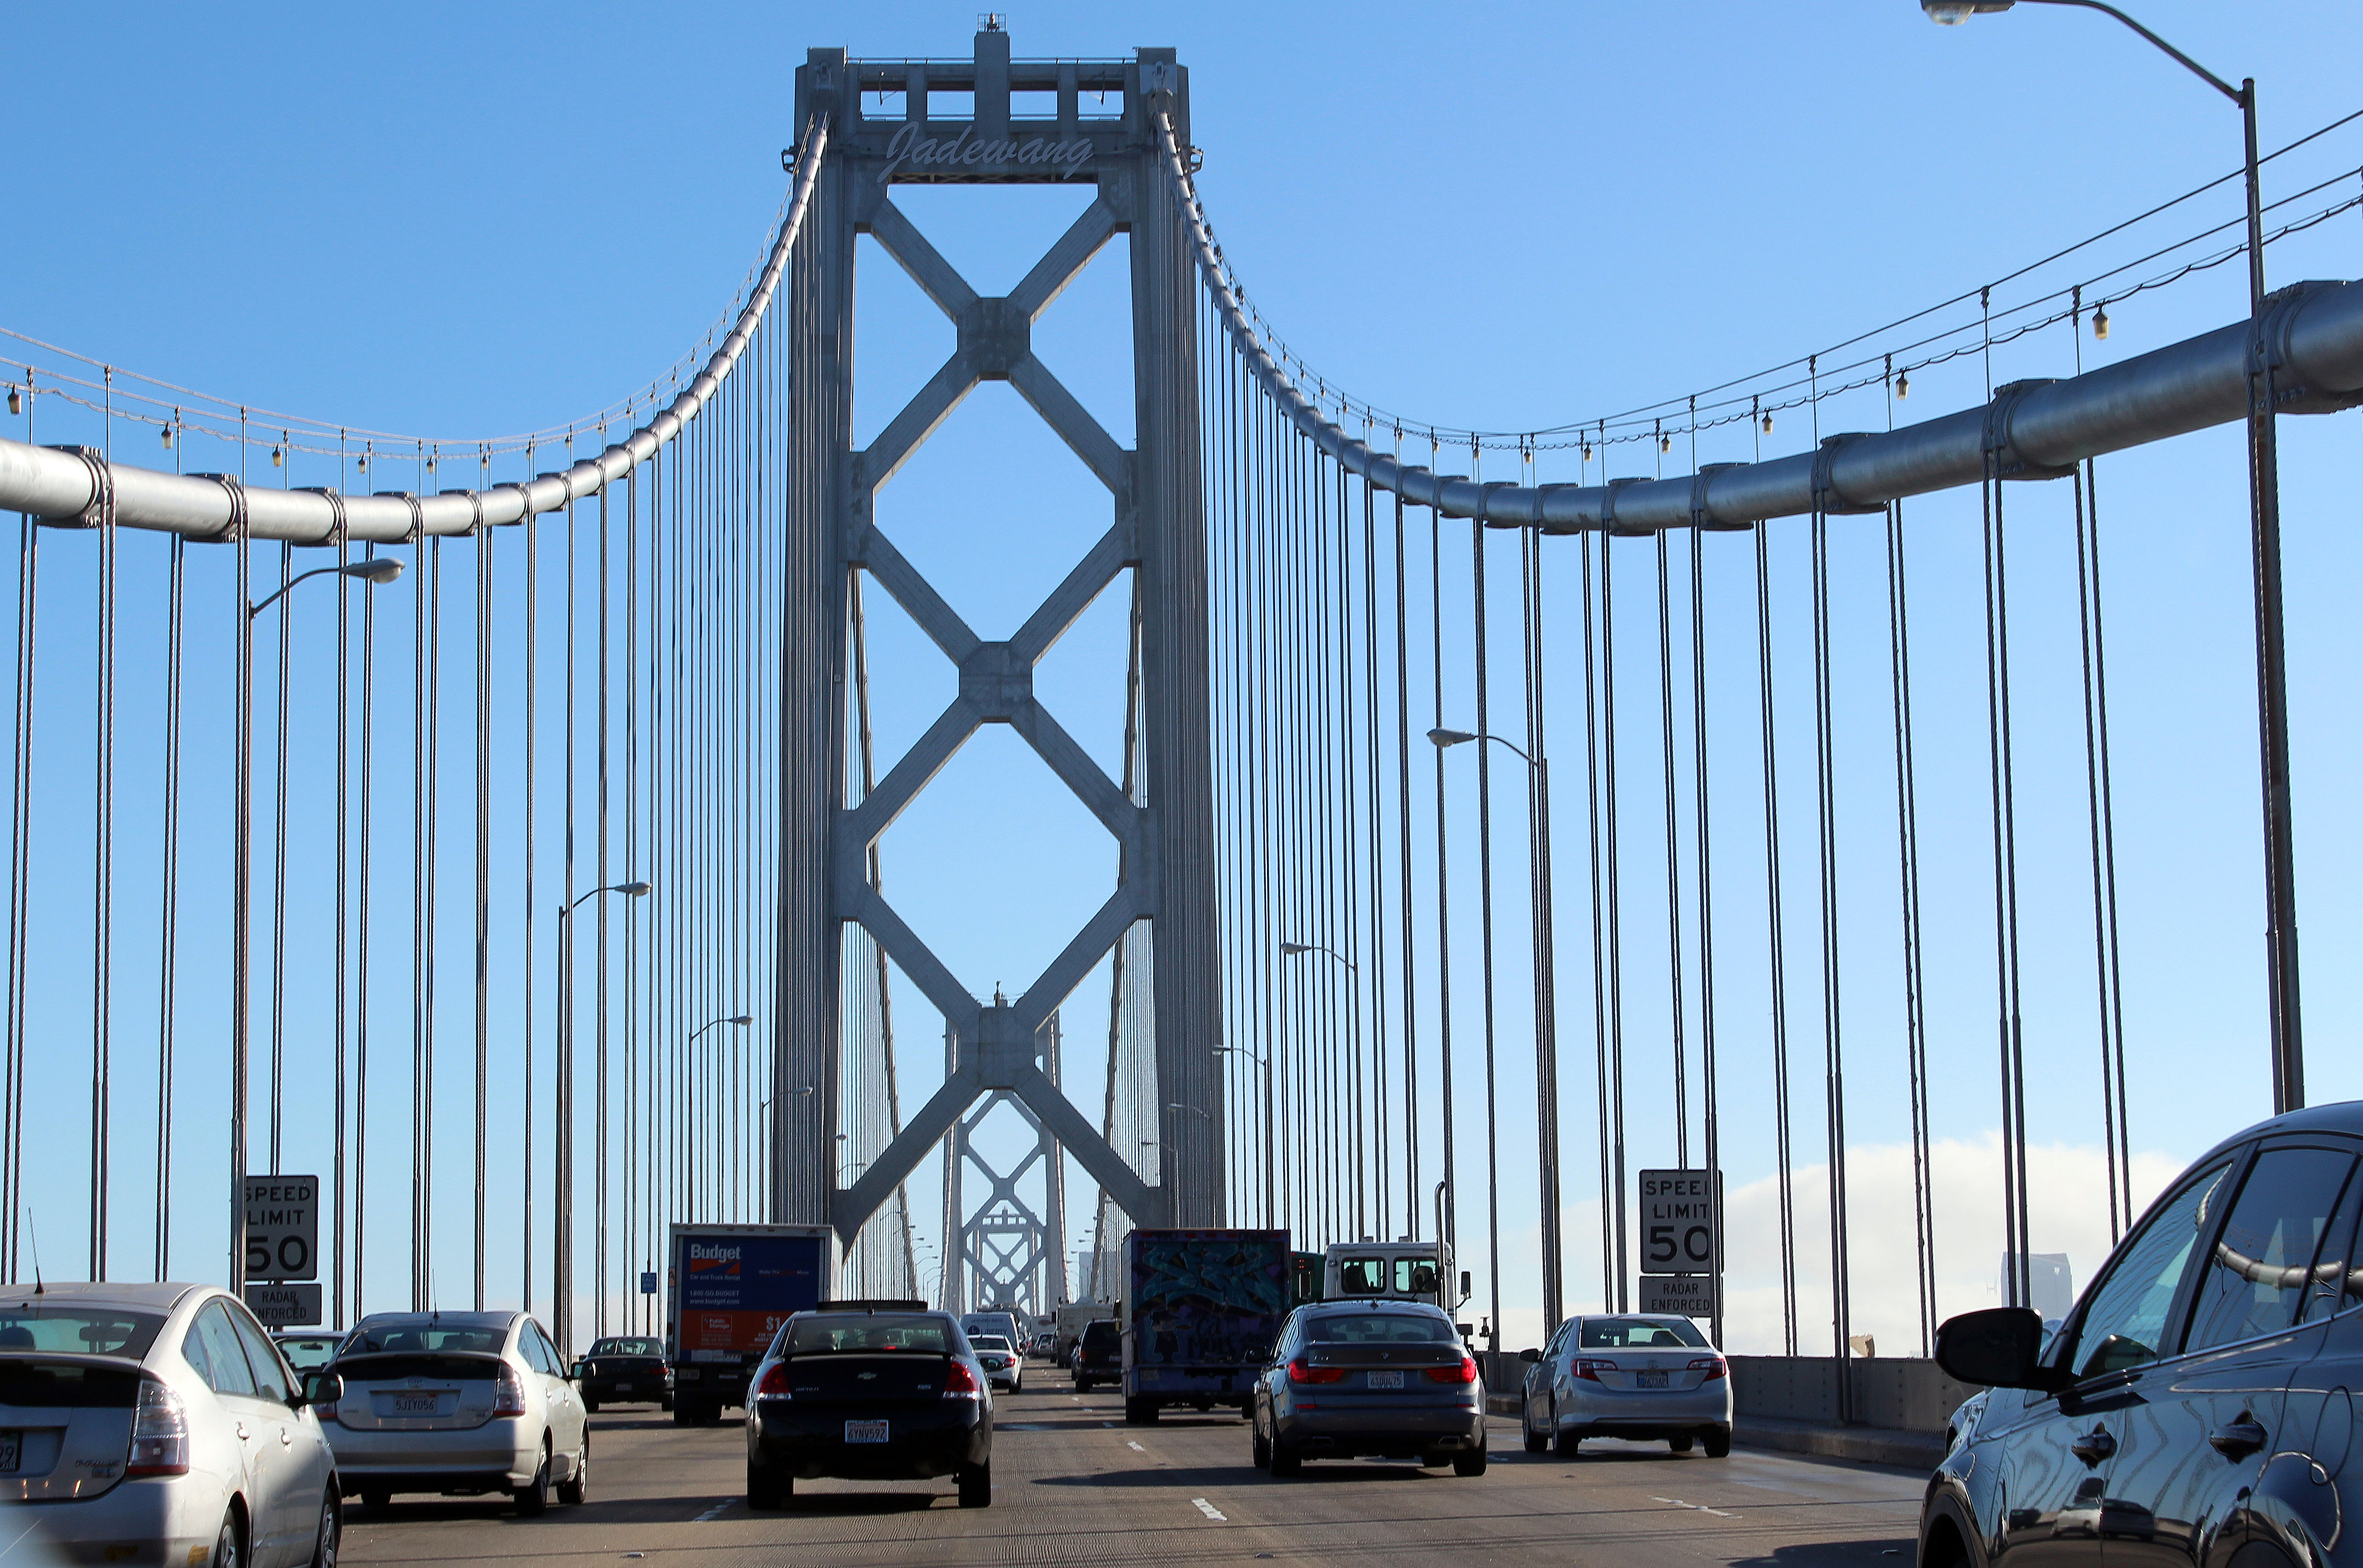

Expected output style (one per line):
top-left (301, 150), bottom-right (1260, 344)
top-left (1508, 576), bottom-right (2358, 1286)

top-left (1121, 1227), bottom-right (1290, 1423)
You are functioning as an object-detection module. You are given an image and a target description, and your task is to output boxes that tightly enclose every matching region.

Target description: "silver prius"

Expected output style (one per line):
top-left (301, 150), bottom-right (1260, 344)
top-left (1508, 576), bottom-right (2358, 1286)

top-left (0, 1282), bottom-right (342, 1568)
top-left (322, 1312), bottom-right (586, 1515)
top-left (1250, 1300), bottom-right (1486, 1477)
top-left (1518, 1313), bottom-right (1732, 1457)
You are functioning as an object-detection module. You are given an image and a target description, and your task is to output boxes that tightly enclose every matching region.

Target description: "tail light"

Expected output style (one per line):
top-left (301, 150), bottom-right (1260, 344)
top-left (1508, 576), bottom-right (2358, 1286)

top-left (1574, 1359), bottom-right (1617, 1382)
top-left (124, 1379), bottom-right (190, 1476)
top-left (941, 1359), bottom-right (982, 1400)
top-left (1689, 1356), bottom-right (1728, 1382)
top-left (1424, 1355), bottom-right (1481, 1385)
top-left (755, 1363), bottom-right (793, 1401)
top-left (1287, 1358), bottom-right (1345, 1386)
top-left (493, 1365), bottom-right (528, 1418)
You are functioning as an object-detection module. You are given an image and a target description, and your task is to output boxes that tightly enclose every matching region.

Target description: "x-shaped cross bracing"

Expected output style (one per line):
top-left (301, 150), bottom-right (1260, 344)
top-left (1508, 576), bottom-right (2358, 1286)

top-left (832, 194), bottom-right (1158, 1246)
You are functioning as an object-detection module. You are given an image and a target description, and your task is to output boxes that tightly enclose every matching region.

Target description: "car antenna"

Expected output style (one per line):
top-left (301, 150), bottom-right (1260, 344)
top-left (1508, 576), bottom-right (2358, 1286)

top-left (26, 1210), bottom-right (41, 1295)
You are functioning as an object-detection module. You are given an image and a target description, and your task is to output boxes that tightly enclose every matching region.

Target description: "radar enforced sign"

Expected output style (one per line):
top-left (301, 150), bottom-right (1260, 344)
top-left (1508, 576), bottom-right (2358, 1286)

top-left (1638, 1168), bottom-right (1719, 1319)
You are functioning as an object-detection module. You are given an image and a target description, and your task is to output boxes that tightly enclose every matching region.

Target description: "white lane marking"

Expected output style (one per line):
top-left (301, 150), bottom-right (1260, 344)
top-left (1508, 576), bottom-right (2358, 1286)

top-left (1651, 1495), bottom-right (1736, 1518)
top-left (1126, 1440), bottom-right (1147, 1452)
top-left (1191, 1497), bottom-right (1228, 1522)
top-left (693, 1500), bottom-right (733, 1522)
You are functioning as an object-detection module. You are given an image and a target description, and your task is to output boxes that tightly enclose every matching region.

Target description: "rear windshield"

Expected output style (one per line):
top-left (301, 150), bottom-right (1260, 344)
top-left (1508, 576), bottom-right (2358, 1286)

top-left (346, 1323), bottom-right (507, 1354)
top-left (970, 1336), bottom-right (1010, 1352)
top-left (0, 1308), bottom-right (164, 1359)
top-left (335, 1354), bottom-right (505, 1382)
top-left (274, 1337), bottom-right (343, 1371)
top-left (1304, 1313), bottom-right (1457, 1344)
top-left (1579, 1317), bottom-right (1708, 1349)
top-left (784, 1315), bottom-right (952, 1354)
top-left (1080, 1322), bottom-right (1119, 1348)
top-left (589, 1338), bottom-right (662, 1357)
top-left (0, 1360), bottom-right (144, 1408)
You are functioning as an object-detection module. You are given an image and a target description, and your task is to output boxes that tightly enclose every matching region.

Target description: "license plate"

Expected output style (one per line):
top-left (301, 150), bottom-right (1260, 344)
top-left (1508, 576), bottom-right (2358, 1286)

top-left (385, 1393), bottom-right (446, 1414)
top-left (0, 1430), bottom-right (17, 1472)
top-left (844, 1420), bottom-right (889, 1444)
top-left (1365, 1370), bottom-right (1403, 1389)
top-left (1637, 1371), bottom-right (1669, 1389)
top-left (615, 1383), bottom-right (633, 1393)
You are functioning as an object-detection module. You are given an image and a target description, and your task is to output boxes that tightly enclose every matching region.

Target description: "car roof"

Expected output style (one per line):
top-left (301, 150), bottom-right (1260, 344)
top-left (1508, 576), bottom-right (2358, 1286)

top-left (353, 1310), bottom-right (517, 1328)
top-left (2190, 1100), bottom-right (2363, 1165)
top-left (0, 1282), bottom-right (207, 1312)
top-left (1300, 1298), bottom-right (1448, 1316)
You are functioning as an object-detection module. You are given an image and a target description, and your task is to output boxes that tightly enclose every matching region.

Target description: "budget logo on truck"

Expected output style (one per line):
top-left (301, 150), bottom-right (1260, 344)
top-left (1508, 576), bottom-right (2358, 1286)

top-left (688, 1244), bottom-right (743, 1277)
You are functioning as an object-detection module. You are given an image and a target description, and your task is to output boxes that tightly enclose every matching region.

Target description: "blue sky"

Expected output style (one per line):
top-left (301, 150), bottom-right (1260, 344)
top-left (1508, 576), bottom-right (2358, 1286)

top-left (4, 1), bottom-right (2359, 1352)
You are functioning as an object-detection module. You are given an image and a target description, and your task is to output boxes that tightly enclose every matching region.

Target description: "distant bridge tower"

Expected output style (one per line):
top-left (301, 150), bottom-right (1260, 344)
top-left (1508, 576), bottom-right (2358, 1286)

top-left (774, 29), bottom-right (1224, 1258)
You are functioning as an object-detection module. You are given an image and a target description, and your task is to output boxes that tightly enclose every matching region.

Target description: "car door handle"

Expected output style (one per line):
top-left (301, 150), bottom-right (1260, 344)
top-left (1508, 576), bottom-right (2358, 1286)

top-left (236, 1423), bottom-right (250, 1443)
top-left (2070, 1425), bottom-right (2116, 1464)
top-left (2209, 1418), bottom-right (2269, 1459)
top-left (279, 1429), bottom-right (292, 1446)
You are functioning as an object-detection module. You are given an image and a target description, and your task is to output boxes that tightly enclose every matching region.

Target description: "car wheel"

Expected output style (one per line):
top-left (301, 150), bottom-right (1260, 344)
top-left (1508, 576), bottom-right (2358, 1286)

top-left (746, 1459), bottom-right (787, 1510)
top-left (1670, 1433), bottom-right (1695, 1454)
top-left (1521, 1400), bottom-right (1549, 1454)
top-left (1555, 1427), bottom-right (1582, 1457)
top-left (659, 1395), bottom-right (674, 1412)
top-left (1250, 1412), bottom-right (1271, 1469)
top-left (1453, 1447), bottom-right (1488, 1477)
top-left (1074, 1377), bottom-right (1091, 1393)
top-left (308, 1487), bottom-right (340, 1568)
top-left (515, 1439), bottom-right (551, 1516)
top-left (213, 1509), bottom-right (242, 1568)
top-left (358, 1488), bottom-right (389, 1513)
top-left (582, 1398), bottom-right (600, 1414)
top-left (1703, 1426), bottom-right (1732, 1459)
top-left (1124, 1399), bottom-right (1158, 1425)
top-left (1270, 1441), bottom-right (1302, 1479)
top-left (557, 1431), bottom-right (589, 1505)
top-left (957, 1460), bottom-right (993, 1509)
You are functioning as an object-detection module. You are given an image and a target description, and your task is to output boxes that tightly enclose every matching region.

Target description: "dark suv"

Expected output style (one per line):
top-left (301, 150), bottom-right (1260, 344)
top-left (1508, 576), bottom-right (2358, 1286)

top-left (574, 1335), bottom-right (673, 1411)
top-left (1923, 1101), bottom-right (2363, 1567)
top-left (1072, 1319), bottom-right (1120, 1392)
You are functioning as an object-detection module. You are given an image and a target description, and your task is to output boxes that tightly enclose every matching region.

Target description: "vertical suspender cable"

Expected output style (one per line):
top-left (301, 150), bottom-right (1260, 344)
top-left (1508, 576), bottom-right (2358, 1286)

top-left (625, 463), bottom-right (640, 1325)
top-left (1809, 359), bottom-right (1853, 1394)
top-left (1581, 515), bottom-right (1613, 1309)
top-left (92, 389), bottom-right (117, 1278)
top-left (521, 451), bottom-right (539, 1320)
top-left (331, 509), bottom-right (347, 1323)
top-left (268, 539), bottom-right (290, 1177)
top-left (472, 500), bottom-right (492, 1308)
top-left (2, 386), bottom-right (36, 1284)
top-left (1753, 473), bottom-right (1799, 1354)
top-left (596, 468), bottom-right (611, 1331)
top-left (1689, 505), bottom-right (1724, 1352)
top-left (1521, 498), bottom-right (1562, 1341)
top-left (1392, 469), bottom-right (1418, 1241)
top-left (157, 528), bottom-right (186, 1282)
top-left (354, 532), bottom-right (377, 1316)
top-left (1655, 527), bottom-right (1688, 1167)
top-left (1427, 443), bottom-right (1457, 1278)
top-left (1601, 522), bottom-right (1627, 1312)
top-left (1468, 505), bottom-right (1504, 1343)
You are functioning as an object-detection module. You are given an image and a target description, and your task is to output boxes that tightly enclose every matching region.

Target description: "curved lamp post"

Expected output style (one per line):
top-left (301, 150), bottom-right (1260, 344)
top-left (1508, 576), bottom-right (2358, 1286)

top-left (230, 555), bottom-right (404, 1297)
top-left (553, 878), bottom-right (649, 1356)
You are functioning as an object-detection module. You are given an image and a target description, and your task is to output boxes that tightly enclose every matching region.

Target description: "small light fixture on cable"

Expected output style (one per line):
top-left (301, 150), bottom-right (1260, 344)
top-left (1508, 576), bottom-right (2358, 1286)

top-left (161, 416), bottom-right (174, 449)
top-left (1895, 370), bottom-right (1910, 400)
top-left (1921, 0), bottom-right (2015, 21)
top-left (270, 444), bottom-right (283, 468)
top-left (1660, 434), bottom-right (1672, 454)
top-left (2092, 302), bottom-right (2110, 340)
top-left (5, 388), bottom-right (17, 417)
top-left (1761, 410), bottom-right (1775, 435)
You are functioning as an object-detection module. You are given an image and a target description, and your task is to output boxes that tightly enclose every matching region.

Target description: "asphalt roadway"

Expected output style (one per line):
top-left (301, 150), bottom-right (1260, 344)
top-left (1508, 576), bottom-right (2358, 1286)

top-left (337, 1374), bottom-right (1927, 1567)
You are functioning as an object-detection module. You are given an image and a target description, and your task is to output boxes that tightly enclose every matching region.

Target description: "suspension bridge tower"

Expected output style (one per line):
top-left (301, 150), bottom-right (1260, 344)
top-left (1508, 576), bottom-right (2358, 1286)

top-left (772, 28), bottom-right (1225, 1261)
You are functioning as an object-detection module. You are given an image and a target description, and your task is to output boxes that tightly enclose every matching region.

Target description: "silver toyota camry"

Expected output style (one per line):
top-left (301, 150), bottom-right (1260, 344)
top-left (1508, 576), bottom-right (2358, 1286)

top-left (1518, 1313), bottom-right (1732, 1457)
top-left (0, 1282), bottom-right (342, 1568)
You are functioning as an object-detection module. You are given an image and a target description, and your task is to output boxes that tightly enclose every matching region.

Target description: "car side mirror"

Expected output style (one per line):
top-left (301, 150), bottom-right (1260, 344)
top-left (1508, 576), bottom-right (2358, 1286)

top-left (298, 1371), bottom-right (343, 1409)
top-left (1459, 1270), bottom-right (1473, 1298)
top-left (1519, 1347), bottom-right (1541, 1365)
top-left (1934, 1307), bottom-right (2068, 1392)
top-left (570, 1362), bottom-right (587, 1380)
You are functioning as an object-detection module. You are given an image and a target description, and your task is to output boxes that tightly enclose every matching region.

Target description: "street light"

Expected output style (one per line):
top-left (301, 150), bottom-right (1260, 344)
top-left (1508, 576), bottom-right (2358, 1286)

top-left (231, 554), bottom-right (404, 1296)
top-left (1430, 721), bottom-right (1560, 1342)
top-left (685, 1014), bottom-right (751, 1223)
top-left (554, 878), bottom-right (650, 1357)
top-left (1923, 0), bottom-right (2302, 1114)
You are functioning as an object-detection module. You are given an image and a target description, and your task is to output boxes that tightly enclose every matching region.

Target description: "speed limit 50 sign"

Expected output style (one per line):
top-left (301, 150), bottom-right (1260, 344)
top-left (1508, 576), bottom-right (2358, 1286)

top-left (244, 1175), bottom-right (319, 1282)
top-left (1637, 1169), bottom-right (1719, 1277)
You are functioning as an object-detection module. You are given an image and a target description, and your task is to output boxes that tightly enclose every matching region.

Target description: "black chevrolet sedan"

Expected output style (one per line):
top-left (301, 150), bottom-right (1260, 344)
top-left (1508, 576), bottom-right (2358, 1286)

top-left (1251, 1299), bottom-right (1486, 1477)
top-left (1922, 1100), bottom-right (2363, 1568)
top-left (744, 1302), bottom-right (993, 1509)
top-left (573, 1335), bottom-right (673, 1411)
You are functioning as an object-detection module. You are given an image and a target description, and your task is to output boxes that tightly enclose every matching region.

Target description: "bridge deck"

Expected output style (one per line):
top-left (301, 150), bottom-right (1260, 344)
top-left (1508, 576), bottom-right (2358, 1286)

top-left (340, 1379), bottom-right (1924, 1565)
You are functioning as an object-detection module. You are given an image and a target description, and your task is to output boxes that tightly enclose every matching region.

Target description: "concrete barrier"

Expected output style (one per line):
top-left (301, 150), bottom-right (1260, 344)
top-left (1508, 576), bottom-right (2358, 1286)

top-left (1727, 1355), bottom-right (1984, 1436)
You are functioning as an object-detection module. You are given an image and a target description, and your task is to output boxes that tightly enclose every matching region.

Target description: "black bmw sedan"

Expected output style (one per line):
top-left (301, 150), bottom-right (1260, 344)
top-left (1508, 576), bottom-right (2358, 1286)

top-left (573, 1335), bottom-right (673, 1411)
top-left (744, 1302), bottom-right (993, 1509)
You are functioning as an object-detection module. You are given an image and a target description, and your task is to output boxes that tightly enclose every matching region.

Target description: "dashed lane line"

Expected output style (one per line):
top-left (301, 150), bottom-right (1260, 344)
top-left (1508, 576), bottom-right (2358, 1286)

top-left (1651, 1495), bottom-right (1737, 1518)
top-left (1126, 1441), bottom-right (1147, 1452)
top-left (1191, 1498), bottom-right (1228, 1522)
top-left (691, 1500), bottom-right (734, 1523)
